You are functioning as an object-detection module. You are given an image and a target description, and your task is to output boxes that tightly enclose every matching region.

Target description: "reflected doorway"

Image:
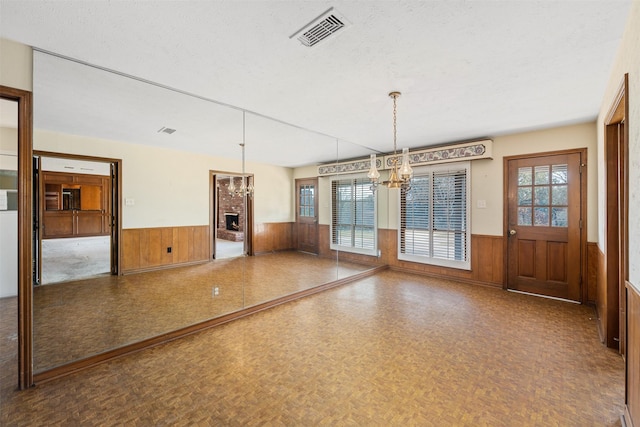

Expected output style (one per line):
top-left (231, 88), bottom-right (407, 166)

top-left (295, 178), bottom-right (318, 254)
top-left (33, 152), bottom-right (121, 285)
top-left (0, 97), bottom-right (19, 394)
top-left (211, 172), bottom-right (253, 260)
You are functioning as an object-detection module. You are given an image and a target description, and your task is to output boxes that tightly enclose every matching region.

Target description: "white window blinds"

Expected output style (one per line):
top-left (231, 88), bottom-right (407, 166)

top-left (330, 176), bottom-right (377, 256)
top-left (399, 162), bottom-right (470, 270)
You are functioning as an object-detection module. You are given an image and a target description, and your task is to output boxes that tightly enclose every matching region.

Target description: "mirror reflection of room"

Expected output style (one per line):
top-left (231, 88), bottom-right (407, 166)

top-left (38, 157), bottom-right (112, 285)
top-left (29, 51), bottom-right (377, 375)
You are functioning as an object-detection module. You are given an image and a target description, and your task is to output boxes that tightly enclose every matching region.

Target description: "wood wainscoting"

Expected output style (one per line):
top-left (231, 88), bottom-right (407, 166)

top-left (626, 281), bottom-right (640, 427)
top-left (122, 226), bottom-right (209, 273)
top-left (388, 232), bottom-right (504, 287)
top-left (317, 226), bottom-right (504, 287)
top-left (253, 222), bottom-right (294, 254)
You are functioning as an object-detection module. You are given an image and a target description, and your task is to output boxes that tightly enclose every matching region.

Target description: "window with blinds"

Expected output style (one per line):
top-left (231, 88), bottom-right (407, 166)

top-left (330, 175), bottom-right (377, 256)
top-left (399, 162), bottom-right (470, 270)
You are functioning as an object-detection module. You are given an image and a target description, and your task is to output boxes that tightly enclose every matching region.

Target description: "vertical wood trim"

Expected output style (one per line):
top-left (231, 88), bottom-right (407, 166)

top-left (1, 85), bottom-right (34, 389)
top-left (626, 282), bottom-right (640, 427)
top-left (586, 242), bottom-right (599, 304)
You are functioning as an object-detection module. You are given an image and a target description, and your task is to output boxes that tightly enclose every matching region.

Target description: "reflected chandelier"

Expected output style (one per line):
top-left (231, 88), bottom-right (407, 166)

top-left (368, 91), bottom-right (413, 190)
top-left (228, 111), bottom-right (254, 198)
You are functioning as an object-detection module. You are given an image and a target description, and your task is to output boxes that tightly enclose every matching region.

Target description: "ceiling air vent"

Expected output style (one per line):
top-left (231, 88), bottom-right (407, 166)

top-left (158, 126), bottom-right (176, 135)
top-left (290, 7), bottom-right (349, 47)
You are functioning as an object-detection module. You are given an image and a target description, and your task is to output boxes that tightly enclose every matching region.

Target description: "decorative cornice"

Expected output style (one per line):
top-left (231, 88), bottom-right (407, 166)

top-left (318, 139), bottom-right (492, 176)
top-left (384, 140), bottom-right (492, 168)
top-left (318, 157), bottom-right (382, 176)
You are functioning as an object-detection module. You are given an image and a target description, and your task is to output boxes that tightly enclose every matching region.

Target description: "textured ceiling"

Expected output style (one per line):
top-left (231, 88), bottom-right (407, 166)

top-left (0, 0), bottom-right (633, 166)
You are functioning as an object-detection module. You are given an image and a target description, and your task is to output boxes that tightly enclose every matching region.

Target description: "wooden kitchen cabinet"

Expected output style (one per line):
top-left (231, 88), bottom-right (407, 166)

top-left (42, 171), bottom-right (111, 239)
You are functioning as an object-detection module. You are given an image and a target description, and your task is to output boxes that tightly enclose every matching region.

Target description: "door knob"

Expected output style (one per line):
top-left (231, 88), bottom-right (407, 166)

top-left (509, 229), bottom-right (517, 236)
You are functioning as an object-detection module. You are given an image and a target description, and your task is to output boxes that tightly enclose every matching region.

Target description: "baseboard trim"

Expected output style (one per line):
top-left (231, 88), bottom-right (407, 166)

top-left (388, 265), bottom-right (502, 289)
top-left (121, 259), bottom-right (209, 275)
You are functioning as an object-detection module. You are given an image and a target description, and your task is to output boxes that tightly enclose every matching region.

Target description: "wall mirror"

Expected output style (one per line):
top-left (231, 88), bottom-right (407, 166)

top-left (32, 51), bottom-right (379, 374)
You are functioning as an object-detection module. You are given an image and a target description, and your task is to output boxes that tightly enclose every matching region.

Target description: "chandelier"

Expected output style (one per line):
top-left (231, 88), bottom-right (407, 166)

top-left (228, 111), bottom-right (254, 198)
top-left (368, 91), bottom-right (413, 190)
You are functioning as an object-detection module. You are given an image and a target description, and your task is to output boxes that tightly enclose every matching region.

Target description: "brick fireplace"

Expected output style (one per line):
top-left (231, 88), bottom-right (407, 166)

top-left (217, 177), bottom-right (245, 242)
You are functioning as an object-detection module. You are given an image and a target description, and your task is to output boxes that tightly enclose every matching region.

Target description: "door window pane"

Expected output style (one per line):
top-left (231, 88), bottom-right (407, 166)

top-left (534, 187), bottom-right (549, 206)
top-left (534, 166), bottom-right (549, 185)
top-left (551, 207), bottom-right (568, 227)
top-left (518, 167), bottom-right (532, 185)
top-left (518, 207), bottom-right (532, 226)
top-left (534, 207), bottom-right (549, 226)
top-left (552, 185), bottom-right (567, 206)
top-left (551, 164), bottom-right (568, 184)
top-left (518, 187), bottom-right (532, 206)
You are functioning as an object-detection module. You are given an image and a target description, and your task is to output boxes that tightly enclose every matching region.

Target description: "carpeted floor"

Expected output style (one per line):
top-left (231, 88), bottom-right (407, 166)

top-left (0, 269), bottom-right (624, 426)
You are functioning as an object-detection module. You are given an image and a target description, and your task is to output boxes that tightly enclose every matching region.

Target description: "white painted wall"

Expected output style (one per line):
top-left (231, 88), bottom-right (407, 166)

top-left (34, 129), bottom-right (295, 228)
top-left (597, 1), bottom-right (640, 286)
top-left (0, 128), bottom-right (18, 298)
top-left (0, 38), bottom-right (33, 92)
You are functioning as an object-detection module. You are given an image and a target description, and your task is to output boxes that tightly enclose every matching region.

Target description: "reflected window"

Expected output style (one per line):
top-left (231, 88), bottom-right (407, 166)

top-left (298, 185), bottom-right (315, 218)
top-left (330, 175), bottom-right (377, 256)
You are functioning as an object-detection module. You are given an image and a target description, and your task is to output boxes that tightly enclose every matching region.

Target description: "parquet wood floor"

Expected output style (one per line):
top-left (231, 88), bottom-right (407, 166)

top-left (1, 270), bottom-right (624, 426)
top-left (31, 251), bottom-right (370, 372)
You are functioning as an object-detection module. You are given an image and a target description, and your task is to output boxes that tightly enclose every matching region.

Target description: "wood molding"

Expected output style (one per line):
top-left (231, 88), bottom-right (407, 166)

top-left (625, 281), bottom-right (639, 427)
top-left (33, 265), bottom-right (387, 384)
top-left (586, 242), bottom-right (599, 304)
top-left (1, 85), bottom-right (34, 390)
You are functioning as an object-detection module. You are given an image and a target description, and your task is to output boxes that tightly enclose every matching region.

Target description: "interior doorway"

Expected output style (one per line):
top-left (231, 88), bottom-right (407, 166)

top-left (295, 178), bottom-right (318, 255)
top-left (0, 97), bottom-right (20, 394)
top-left (33, 152), bottom-right (121, 285)
top-left (603, 74), bottom-right (629, 353)
top-left (210, 171), bottom-right (253, 260)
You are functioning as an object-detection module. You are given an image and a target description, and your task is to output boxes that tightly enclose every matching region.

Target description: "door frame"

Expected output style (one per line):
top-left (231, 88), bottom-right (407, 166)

top-left (33, 151), bottom-right (122, 279)
top-left (603, 74), bottom-right (629, 352)
top-left (1, 85), bottom-right (33, 390)
top-left (295, 177), bottom-right (319, 255)
top-left (502, 148), bottom-right (588, 302)
top-left (209, 170), bottom-right (254, 259)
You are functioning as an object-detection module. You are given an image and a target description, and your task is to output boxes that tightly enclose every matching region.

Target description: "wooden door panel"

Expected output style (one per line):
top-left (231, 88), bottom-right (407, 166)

top-left (43, 212), bottom-right (73, 237)
top-left (506, 152), bottom-right (583, 302)
top-left (295, 178), bottom-right (318, 254)
top-left (76, 212), bottom-right (105, 235)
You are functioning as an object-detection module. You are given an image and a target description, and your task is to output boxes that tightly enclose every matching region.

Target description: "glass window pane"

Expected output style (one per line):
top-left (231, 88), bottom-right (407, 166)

top-left (551, 207), bottom-right (568, 227)
top-left (535, 166), bottom-right (549, 185)
top-left (534, 186), bottom-right (549, 206)
top-left (518, 167), bottom-right (532, 186)
top-left (518, 187), bottom-right (532, 206)
top-left (552, 185), bottom-right (567, 206)
top-left (518, 207), bottom-right (532, 226)
top-left (551, 164), bottom-right (568, 184)
top-left (534, 207), bottom-right (549, 226)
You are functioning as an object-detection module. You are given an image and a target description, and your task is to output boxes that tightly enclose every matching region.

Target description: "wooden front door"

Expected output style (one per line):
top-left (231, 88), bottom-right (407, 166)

top-left (506, 151), bottom-right (584, 302)
top-left (295, 178), bottom-right (318, 254)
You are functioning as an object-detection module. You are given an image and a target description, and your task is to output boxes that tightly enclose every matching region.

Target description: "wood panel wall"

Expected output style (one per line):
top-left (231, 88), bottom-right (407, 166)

top-left (318, 226), bottom-right (504, 287)
top-left (586, 242), bottom-right (599, 304)
top-left (253, 222), bottom-right (294, 254)
top-left (122, 226), bottom-right (209, 272)
top-left (626, 281), bottom-right (640, 427)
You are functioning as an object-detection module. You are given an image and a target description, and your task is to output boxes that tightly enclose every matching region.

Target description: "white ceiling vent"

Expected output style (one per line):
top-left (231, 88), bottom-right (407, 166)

top-left (290, 8), bottom-right (349, 47)
top-left (158, 126), bottom-right (176, 135)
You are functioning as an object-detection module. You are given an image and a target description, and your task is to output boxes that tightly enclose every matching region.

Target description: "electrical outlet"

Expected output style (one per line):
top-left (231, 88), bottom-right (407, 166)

top-left (212, 287), bottom-right (220, 297)
top-left (167, 247), bottom-right (172, 253)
